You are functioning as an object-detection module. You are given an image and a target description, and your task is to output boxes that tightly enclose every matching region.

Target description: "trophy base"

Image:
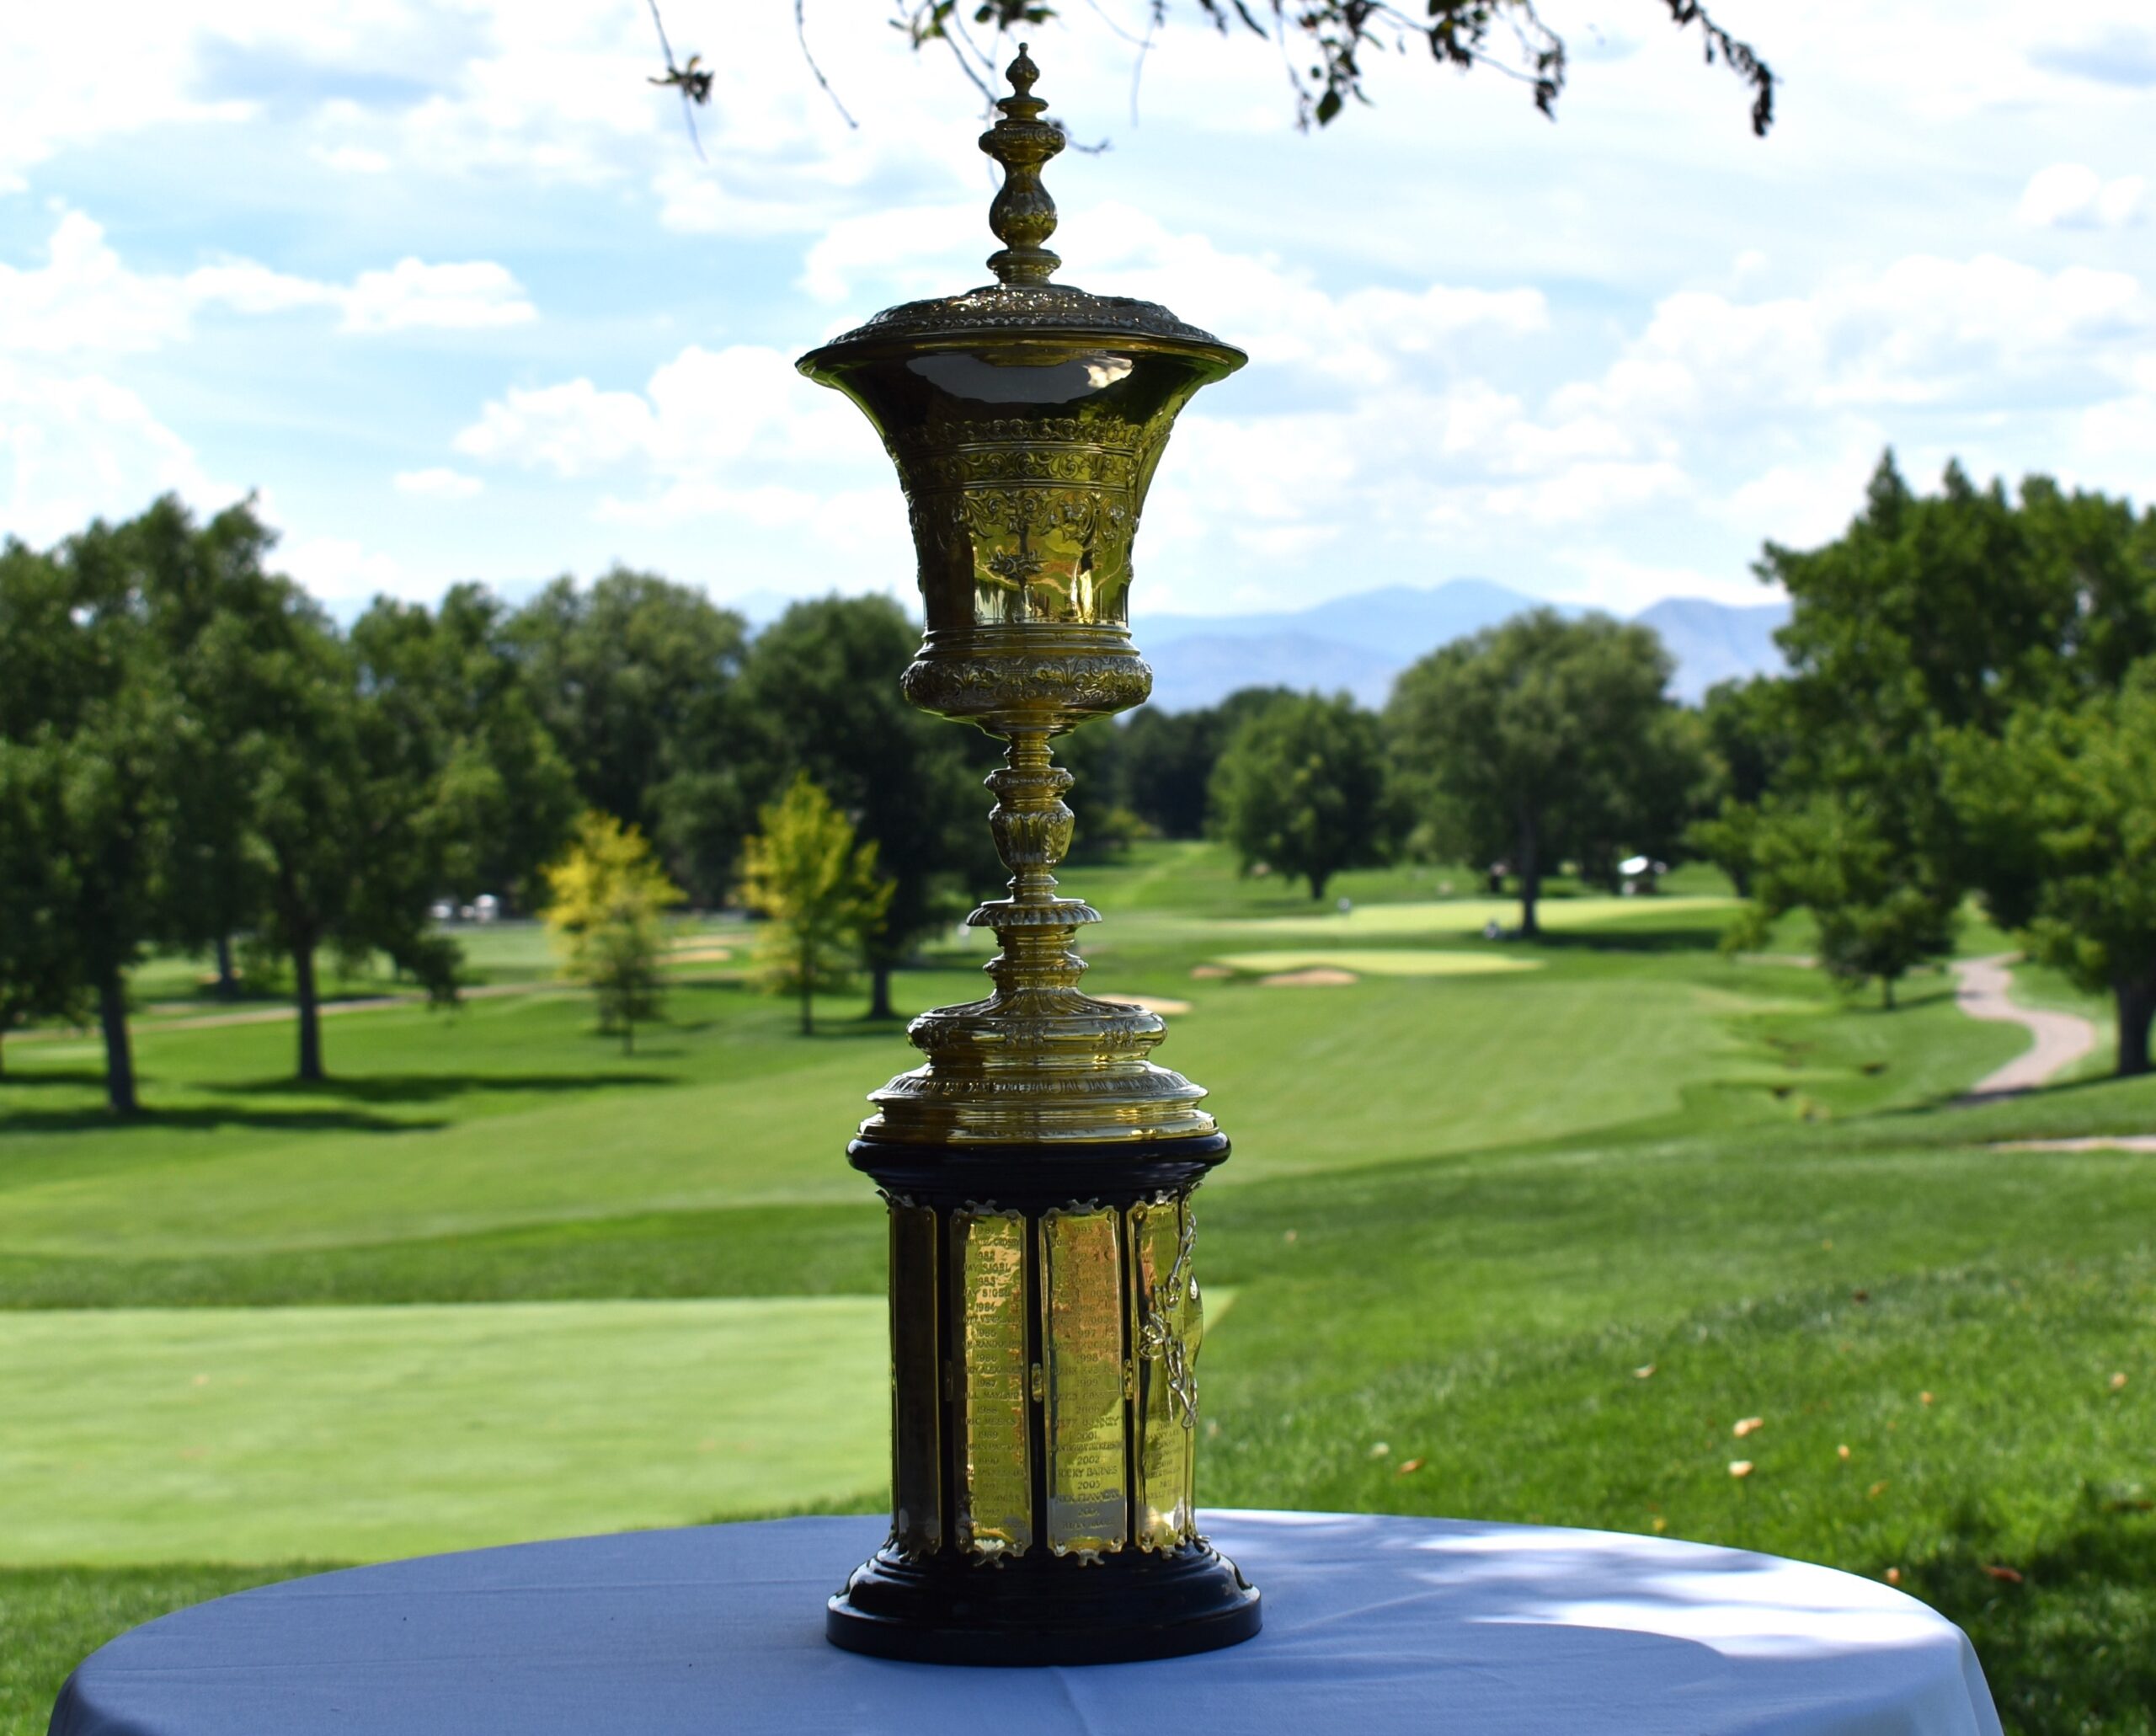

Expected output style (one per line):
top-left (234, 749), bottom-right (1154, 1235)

top-left (826, 1536), bottom-right (1261, 1665)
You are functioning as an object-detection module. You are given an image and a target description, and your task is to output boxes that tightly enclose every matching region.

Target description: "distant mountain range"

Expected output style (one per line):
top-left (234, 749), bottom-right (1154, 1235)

top-left (720, 576), bottom-right (1788, 710)
top-left (1139, 580), bottom-right (1788, 711)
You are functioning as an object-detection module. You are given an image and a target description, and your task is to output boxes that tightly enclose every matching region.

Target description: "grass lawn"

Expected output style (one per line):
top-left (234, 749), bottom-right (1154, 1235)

top-left (0, 1299), bottom-right (888, 1564)
top-left (3, 843), bottom-right (2151, 1733)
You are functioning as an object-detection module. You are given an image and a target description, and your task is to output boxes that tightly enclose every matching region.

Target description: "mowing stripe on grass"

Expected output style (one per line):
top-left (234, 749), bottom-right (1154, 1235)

top-left (0, 1300), bottom-right (888, 1566)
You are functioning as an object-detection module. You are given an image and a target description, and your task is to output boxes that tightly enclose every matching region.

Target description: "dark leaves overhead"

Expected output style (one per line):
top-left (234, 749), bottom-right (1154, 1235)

top-left (889, 0), bottom-right (1774, 134)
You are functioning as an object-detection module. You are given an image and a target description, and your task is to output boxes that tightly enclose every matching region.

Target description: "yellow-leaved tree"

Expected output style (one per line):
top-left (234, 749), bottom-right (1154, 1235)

top-left (542, 810), bottom-right (686, 1053)
top-left (740, 773), bottom-right (893, 1035)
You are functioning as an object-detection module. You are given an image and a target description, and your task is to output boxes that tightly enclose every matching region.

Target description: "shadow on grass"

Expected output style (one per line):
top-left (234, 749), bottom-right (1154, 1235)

top-left (1908, 1498), bottom-right (2156, 1734)
top-left (0, 1068), bottom-right (109, 1089)
top-left (0, 1103), bottom-right (441, 1135)
top-left (224, 1071), bottom-right (677, 1104)
top-left (1521, 923), bottom-right (1732, 955)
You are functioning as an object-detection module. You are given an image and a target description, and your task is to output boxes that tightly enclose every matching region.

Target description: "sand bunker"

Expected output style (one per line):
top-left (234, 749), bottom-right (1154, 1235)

top-left (1259, 967), bottom-right (1358, 988)
top-left (664, 943), bottom-right (734, 964)
top-left (1188, 964), bottom-right (1234, 980)
top-left (1109, 995), bottom-right (1193, 1016)
top-left (1219, 949), bottom-right (1540, 979)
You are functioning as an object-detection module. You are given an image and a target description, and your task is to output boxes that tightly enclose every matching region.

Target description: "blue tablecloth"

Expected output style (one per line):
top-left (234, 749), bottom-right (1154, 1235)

top-left (53, 1511), bottom-right (2002, 1736)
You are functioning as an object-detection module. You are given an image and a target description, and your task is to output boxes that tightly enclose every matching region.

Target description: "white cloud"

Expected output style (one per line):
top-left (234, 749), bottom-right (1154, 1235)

top-left (2018, 163), bottom-right (2145, 229)
top-left (455, 343), bottom-right (868, 490)
top-left (341, 259), bottom-right (536, 332)
top-left (0, 211), bottom-right (538, 359)
top-left (392, 466), bottom-right (484, 499)
top-left (312, 144), bottom-right (391, 174)
top-left (0, 357), bottom-right (235, 547)
top-left (277, 532), bottom-right (424, 605)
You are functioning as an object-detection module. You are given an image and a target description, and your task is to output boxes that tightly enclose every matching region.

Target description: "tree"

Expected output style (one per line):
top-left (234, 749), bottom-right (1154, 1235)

top-left (507, 569), bottom-right (750, 902)
top-left (1726, 791), bottom-right (1960, 1008)
top-left (1123, 688), bottom-right (1295, 840)
top-left (1689, 676), bottom-right (1797, 897)
top-left (245, 612), bottom-right (461, 1082)
top-left (1732, 455), bottom-right (2156, 993)
top-left (542, 811), bottom-right (686, 1053)
top-left (1210, 692), bottom-right (1391, 902)
top-left (1385, 609), bottom-right (1685, 936)
top-left (0, 527), bottom-right (181, 1114)
top-left (0, 744), bottom-right (88, 1076)
top-left (351, 585), bottom-right (579, 911)
top-left (882, 1), bottom-right (1774, 135)
top-left (739, 774), bottom-right (894, 1036)
top-left (1949, 677), bottom-right (2156, 1076)
top-left (737, 596), bottom-right (993, 1018)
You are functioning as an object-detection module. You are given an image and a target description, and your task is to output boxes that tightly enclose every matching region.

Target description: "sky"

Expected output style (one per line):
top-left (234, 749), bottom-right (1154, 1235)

top-left (0, 2), bottom-right (2150, 623)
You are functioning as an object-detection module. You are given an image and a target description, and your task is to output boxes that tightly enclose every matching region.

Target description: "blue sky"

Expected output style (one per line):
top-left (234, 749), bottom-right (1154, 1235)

top-left (1, 2), bottom-right (2150, 622)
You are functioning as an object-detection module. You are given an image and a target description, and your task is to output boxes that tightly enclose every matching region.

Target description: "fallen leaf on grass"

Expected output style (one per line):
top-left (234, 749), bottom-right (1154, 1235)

top-left (1852, 1289), bottom-right (1870, 1303)
top-left (1919, 1391), bottom-right (1935, 1406)
top-left (1732, 1417), bottom-right (1764, 1438)
top-left (1982, 1564), bottom-right (2025, 1584)
top-left (1728, 1460), bottom-right (1753, 1478)
top-left (1868, 1481), bottom-right (1890, 1498)
top-left (1369, 1442), bottom-right (1390, 1459)
top-left (1651, 1516), bottom-right (1668, 1534)
top-left (1633, 1364), bottom-right (1656, 1380)
top-left (1837, 1445), bottom-right (1851, 1461)
top-left (1283, 1229), bottom-right (1298, 1244)
top-left (1397, 1458), bottom-right (1425, 1475)
top-left (2111, 1372), bottom-right (2128, 1391)
top-left (1886, 1568), bottom-right (1902, 1586)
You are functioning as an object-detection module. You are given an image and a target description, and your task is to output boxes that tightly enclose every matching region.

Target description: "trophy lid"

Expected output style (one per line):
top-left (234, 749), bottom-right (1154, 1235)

top-left (798, 45), bottom-right (1245, 373)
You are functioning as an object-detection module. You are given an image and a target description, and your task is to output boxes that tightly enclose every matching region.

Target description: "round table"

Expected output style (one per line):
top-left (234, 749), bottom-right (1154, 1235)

top-left (51, 1511), bottom-right (2003, 1736)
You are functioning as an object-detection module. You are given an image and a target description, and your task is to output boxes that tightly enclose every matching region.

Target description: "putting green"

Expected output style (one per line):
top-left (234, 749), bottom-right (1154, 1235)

top-left (0, 1299), bottom-right (889, 1565)
top-left (1209, 895), bottom-right (1737, 942)
top-left (1215, 950), bottom-right (1542, 978)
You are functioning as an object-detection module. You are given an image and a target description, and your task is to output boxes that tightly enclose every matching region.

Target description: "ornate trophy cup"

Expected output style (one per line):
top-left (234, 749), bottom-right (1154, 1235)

top-left (798, 48), bottom-right (1259, 1665)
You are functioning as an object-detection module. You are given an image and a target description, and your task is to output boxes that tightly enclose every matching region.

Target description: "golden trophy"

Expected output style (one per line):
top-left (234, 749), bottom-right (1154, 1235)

top-left (798, 46), bottom-right (1259, 1664)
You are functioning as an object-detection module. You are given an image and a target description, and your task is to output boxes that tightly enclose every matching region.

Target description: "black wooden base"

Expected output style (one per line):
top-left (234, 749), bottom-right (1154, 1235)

top-left (827, 1535), bottom-right (1261, 1666)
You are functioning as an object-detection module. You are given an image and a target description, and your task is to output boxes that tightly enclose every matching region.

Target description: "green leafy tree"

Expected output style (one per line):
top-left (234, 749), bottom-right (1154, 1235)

top-left (1385, 610), bottom-right (1684, 936)
top-left (738, 596), bottom-right (992, 1018)
top-left (1727, 791), bottom-right (1960, 1007)
top-left (1688, 676), bottom-right (1797, 898)
top-left (1123, 688), bottom-right (1295, 840)
top-left (1732, 456), bottom-right (2156, 988)
top-left (1949, 677), bottom-right (2156, 1075)
top-left (542, 811), bottom-right (686, 1053)
top-left (0, 745), bottom-right (88, 1076)
top-left (507, 568), bottom-right (750, 902)
top-left (740, 773), bottom-right (894, 1035)
top-left (0, 528), bottom-right (182, 1114)
top-left (246, 614), bottom-right (461, 1082)
top-left (1210, 692), bottom-right (1392, 902)
top-left (351, 585), bottom-right (579, 910)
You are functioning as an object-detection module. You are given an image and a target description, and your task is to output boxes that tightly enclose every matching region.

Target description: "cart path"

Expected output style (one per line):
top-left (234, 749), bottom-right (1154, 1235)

top-left (1952, 953), bottom-right (2099, 1100)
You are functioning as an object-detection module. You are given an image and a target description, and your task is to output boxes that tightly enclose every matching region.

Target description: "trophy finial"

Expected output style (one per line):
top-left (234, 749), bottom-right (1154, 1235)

top-left (981, 44), bottom-right (1063, 286)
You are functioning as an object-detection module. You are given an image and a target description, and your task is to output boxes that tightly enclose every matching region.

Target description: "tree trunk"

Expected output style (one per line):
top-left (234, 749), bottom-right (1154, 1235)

top-left (98, 969), bottom-right (138, 1115)
top-left (868, 962), bottom-right (894, 1021)
top-left (2116, 974), bottom-right (2156, 1078)
top-left (215, 933), bottom-right (238, 1000)
top-left (622, 1016), bottom-right (636, 1056)
top-left (1309, 871), bottom-right (1329, 903)
top-left (1516, 812), bottom-right (1541, 939)
top-left (1881, 974), bottom-right (1897, 1011)
top-left (295, 940), bottom-right (324, 1082)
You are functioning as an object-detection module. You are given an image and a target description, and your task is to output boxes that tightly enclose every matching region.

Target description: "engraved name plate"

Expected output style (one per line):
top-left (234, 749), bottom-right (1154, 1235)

top-left (953, 1206), bottom-right (1032, 1558)
top-left (1128, 1196), bottom-right (1198, 1549)
top-left (888, 1199), bottom-right (942, 1557)
top-left (1039, 1204), bottom-right (1129, 1557)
